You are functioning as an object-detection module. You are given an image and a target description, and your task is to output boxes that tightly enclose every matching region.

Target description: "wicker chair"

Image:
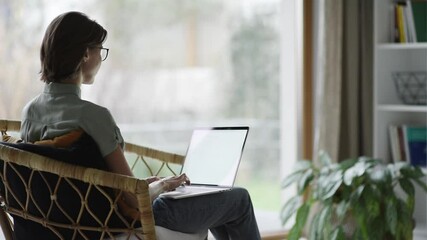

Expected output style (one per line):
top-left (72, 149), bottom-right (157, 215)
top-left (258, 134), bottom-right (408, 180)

top-left (0, 119), bottom-right (208, 240)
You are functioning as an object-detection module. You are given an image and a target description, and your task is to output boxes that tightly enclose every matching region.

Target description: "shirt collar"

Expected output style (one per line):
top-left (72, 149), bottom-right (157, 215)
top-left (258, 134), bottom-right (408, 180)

top-left (44, 82), bottom-right (81, 98)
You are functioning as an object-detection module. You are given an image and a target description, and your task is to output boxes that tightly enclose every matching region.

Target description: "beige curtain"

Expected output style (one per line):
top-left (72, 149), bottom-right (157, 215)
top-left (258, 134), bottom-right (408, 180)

top-left (313, 0), bottom-right (373, 163)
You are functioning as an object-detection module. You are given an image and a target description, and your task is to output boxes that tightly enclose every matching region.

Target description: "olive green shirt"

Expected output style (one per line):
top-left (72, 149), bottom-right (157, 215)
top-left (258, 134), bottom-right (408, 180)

top-left (21, 83), bottom-right (124, 157)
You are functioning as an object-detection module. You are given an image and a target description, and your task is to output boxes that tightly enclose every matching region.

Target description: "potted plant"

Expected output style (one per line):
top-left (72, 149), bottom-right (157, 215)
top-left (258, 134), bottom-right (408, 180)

top-left (281, 151), bottom-right (427, 240)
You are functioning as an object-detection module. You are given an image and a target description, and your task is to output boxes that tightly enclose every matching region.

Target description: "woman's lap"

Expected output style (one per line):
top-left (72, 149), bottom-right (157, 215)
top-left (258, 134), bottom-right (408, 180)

top-left (152, 187), bottom-right (260, 240)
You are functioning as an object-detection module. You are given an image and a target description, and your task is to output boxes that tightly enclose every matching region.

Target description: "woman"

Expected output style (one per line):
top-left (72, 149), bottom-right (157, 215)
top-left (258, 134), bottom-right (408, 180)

top-left (21, 11), bottom-right (260, 239)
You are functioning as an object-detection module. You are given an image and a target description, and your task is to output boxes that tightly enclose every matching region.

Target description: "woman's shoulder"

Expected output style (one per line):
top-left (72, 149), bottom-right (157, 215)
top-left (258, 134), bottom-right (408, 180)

top-left (79, 100), bottom-right (113, 119)
top-left (80, 99), bottom-right (108, 113)
top-left (21, 95), bottom-right (46, 118)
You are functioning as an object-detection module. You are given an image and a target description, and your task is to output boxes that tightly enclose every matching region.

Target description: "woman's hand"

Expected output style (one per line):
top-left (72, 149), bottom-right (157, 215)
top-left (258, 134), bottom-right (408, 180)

top-left (145, 176), bottom-right (161, 184)
top-left (148, 173), bottom-right (190, 202)
top-left (160, 173), bottom-right (191, 192)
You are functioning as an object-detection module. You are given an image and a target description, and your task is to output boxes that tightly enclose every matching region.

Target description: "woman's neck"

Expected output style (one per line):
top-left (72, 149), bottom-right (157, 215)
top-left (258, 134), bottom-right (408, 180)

top-left (59, 72), bottom-right (82, 85)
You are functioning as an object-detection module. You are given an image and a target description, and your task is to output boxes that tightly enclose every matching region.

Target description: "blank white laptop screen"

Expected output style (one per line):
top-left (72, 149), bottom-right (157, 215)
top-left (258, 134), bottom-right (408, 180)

top-left (181, 127), bottom-right (249, 187)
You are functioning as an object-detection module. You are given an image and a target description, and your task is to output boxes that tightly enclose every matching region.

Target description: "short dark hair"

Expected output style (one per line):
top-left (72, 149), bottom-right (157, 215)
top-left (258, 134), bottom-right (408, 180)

top-left (40, 11), bottom-right (107, 82)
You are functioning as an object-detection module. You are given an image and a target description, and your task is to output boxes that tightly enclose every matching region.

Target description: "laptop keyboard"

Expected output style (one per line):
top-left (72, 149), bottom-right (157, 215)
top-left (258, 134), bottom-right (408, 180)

top-left (177, 186), bottom-right (226, 193)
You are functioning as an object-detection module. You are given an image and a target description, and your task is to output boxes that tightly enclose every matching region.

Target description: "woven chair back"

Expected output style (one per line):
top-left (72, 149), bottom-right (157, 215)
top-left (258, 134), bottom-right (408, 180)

top-left (0, 119), bottom-right (186, 240)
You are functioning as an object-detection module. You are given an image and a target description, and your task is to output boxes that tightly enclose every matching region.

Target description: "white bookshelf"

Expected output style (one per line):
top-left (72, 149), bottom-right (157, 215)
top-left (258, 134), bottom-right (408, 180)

top-left (374, 0), bottom-right (427, 239)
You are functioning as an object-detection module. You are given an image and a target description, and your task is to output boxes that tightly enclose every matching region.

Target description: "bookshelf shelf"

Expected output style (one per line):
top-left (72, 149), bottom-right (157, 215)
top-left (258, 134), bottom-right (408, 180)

top-left (377, 42), bottom-right (427, 49)
top-left (374, 1), bottom-right (427, 239)
top-left (377, 104), bottom-right (427, 112)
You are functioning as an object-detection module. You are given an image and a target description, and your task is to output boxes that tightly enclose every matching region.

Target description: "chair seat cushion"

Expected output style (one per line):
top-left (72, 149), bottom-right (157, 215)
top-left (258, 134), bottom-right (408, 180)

top-left (108, 226), bottom-right (208, 240)
top-left (155, 226), bottom-right (208, 240)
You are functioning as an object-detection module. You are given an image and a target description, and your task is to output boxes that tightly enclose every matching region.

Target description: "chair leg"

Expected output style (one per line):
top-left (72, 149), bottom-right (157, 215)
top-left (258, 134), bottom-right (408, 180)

top-left (0, 208), bottom-right (13, 240)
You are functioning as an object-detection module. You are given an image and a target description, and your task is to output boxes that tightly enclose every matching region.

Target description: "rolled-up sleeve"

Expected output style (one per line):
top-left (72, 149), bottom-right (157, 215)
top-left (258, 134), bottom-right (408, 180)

top-left (81, 105), bottom-right (124, 157)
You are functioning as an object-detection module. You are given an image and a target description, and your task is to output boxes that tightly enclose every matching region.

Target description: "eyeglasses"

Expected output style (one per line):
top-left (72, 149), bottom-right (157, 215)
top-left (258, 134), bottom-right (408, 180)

top-left (90, 46), bottom-right (109, 61)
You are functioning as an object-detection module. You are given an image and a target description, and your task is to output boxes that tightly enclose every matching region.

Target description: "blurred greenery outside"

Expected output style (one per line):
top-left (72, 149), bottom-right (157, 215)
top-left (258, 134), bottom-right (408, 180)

top-left (1, 0), bottom-right (283, 221)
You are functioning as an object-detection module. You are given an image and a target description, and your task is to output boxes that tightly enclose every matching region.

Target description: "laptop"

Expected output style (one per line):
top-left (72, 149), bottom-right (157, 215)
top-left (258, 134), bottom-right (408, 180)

top-left (159, 126), bottom-right (249, 199)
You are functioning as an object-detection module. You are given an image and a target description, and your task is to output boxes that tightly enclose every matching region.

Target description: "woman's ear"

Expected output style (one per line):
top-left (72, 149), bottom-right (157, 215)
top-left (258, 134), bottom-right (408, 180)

top-left (83, 48), bottom-right (90, 63)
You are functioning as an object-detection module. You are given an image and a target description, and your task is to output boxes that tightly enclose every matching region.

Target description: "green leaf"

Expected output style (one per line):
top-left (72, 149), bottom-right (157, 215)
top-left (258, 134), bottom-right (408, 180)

top-left (295, 203), bottom-right (310, 230)
top-left (401, 166), bottom-right (425, 179)
top-left (317, 204), bottom-right (332, 238)
top-left (399, 178), bottom-right (415, 197)
top-left (352, 197), bottom-right (373, 240)
top-left (281, 171), bottom-right (304, 189)
top-left (406, 195), bottom-right (415, 213)
top-left (368, 167), bottom-right (387, 183)
top-left (335, 200), bottom-right (349, 220)
top-left (349, 186), bottom-right (364, 206)
top-left (343, 169), bottom-right (356, 186)
top-left (387, 163), bottom-right (399, 180)
top-left (396, 198), bottom-right (414, 239)
top-left (331, 226), bottom-right (345, 240)
top-left (280, 196), bottom-right (301, 226)
top-left (352, 230), bottom-right (361, 240)
top-left (309, 211), bottom-right (321, 240)
top-left (319, 170), bottom-right (343, 200)
top-left (367, 218), bottom-right (385, 240)
top-left (355, 210), bottom-right (369, 240)
top-left (338, 158), bottom-right (357, 171)
top-left (287, 225), bottom-right (301, 240)
top-left (386, 199), bottom-right (397, 236)
top-left (412, 166), bottom-right (426, 178)
top-left (318, 150), bottom-right (332, 166)
top-left (382, 166), bottom-right (393, 185)
top-left (363, 186), bottom-right (380, 218)
top-left (343, 161), bottom-right (369, 186)
top-left (297, 168), bottom-right (314, 194)
top-left (294, 160), bottom-right (313, 172)
top-left (287, 203), bottom-right (311, 240)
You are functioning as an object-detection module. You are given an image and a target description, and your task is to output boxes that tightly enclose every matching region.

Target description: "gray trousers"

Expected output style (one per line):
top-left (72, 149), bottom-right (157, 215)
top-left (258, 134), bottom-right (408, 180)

top-left (153, 187), bottom-right (261, 240)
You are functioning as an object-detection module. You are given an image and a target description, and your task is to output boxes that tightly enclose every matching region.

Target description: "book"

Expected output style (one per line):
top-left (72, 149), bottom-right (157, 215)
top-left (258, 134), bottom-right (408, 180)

top-left (397, 4), bottom-right (407, 43)
top-left (397, 126), bottom-right (407, 162)
top-left (403, 4), bottom-right (412, 42)
top-left (393, 4), bottom-right (400, 42)
top-left (388, 125), bottom-right (411, 163)
top-left (403, 125), bottom-right (427, 167)
top-left (406, 0), bottom-right (418, 42)
top-left (393, 1), bottom-right (426, 43)
top-left (411, 0), bottom-right (427, 42)
top-left (389, 125), bottom-right (400, 162)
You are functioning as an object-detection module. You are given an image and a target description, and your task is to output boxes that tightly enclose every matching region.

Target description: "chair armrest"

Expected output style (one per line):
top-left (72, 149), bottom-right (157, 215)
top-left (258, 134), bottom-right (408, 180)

top-left (0, 120), bottom-right (21, 134)
top-left (124, 142), bottom-right (185, 177)
top-left (124, 142), bottom-right (185, 165)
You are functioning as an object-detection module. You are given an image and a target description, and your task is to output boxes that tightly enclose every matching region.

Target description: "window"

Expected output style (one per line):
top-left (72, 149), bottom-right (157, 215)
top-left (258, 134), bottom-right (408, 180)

top-left (1, 0), bottom-right (301, 233)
